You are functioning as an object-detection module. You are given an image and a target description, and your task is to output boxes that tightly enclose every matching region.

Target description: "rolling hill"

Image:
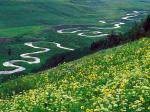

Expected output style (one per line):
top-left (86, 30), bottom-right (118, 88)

top-left (0, 0), bottom-right (150, 111)
top-left (0, 0), bottom-right (150, 37)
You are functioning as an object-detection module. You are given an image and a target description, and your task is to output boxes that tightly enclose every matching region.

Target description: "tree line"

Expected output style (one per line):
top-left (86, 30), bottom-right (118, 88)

top-left (90, 15), bottom-right (150, 51)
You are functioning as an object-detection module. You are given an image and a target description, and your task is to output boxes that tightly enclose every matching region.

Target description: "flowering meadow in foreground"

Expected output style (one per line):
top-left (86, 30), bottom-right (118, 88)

top-left (0, 38), bottom-right (150, 112)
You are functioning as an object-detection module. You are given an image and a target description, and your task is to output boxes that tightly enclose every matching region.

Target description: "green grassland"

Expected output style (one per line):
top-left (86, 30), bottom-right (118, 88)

top-left (0, 1), bottom-right (149, 111)
top-left (0, 0), bottom-right (150, 79)
top-left (0, 26), bottom-right (46, 37)
top-left (0, 0), bottom-right (149, 30)
top-left (0, 0), bottom-right (149, 37)
top-left (0, 0), bottom-right (150, 36)
top-left (0, 38), bottom-right (149, 111)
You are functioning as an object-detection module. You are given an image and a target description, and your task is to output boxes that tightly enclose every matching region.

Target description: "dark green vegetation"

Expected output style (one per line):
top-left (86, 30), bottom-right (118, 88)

top-left (0, 37), bottom-right (149, 111)
top-left (0, 0), bottom-right (150, 81)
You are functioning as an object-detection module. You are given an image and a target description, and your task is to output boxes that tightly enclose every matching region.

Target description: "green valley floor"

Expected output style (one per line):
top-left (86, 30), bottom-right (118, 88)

top-left (0, 37), bottom-right (150, 112)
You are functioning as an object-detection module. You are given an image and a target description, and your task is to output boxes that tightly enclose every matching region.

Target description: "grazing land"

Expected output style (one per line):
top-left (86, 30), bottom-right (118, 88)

top-left (0, 0), bottom-right (150, 111)
top-left (0, 0), bottom-right (149, 80)
top-left (0, 38), bottom-right (149, 111)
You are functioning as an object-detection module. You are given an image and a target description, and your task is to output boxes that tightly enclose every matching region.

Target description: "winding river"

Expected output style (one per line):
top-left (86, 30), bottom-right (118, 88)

top-left (0, 42), bottom-right (74, 75)
top-left (57, 11), bottom-right (147, 38)
top-left (0, 10), bottom-right (147, 75)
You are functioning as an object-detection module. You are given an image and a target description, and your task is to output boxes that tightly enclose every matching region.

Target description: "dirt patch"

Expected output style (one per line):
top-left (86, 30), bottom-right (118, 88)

top-left (0, 38), bottom-right (15, 43)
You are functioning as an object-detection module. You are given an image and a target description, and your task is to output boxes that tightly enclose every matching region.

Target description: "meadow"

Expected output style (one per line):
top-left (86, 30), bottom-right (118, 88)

top-left (0, 0), bottom-right (150, 80)
top-left (0, 38), bottom-right (149, 111)
top-left (0, 0), bottom-right (150, 111)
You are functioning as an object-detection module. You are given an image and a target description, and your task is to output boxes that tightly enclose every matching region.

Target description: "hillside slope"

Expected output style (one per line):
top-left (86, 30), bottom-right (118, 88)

top-left (0, 0), bottom-right (149, 77)
top-left (0, 37), bottom-right (149, 112)
top-left (0, 0), bottom-right (150, 37)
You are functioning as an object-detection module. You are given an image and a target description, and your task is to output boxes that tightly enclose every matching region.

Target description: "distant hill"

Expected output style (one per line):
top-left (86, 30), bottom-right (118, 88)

top-left (0, 0), bottom-right (150, 28)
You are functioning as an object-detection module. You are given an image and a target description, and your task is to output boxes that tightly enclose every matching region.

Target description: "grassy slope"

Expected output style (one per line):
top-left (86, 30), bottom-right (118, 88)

top-left (0, 0), bottom-right (150, 77)
top-left (0, 0), bottom-right (95, 37)
top-left (0, 0), bottom-right (150, 37)
top-left (0, 38), bottom-right (149, 112)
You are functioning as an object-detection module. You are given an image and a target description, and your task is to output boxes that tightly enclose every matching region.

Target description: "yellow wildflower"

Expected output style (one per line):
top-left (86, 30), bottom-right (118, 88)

top-left (86, 109), bottom-right (93, 112)
top-left (81, 106), bottom-right (85, 110)
top-left (139, 96), bottom-right (145, 103)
